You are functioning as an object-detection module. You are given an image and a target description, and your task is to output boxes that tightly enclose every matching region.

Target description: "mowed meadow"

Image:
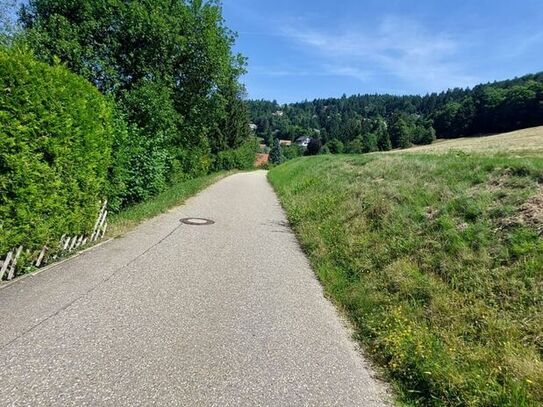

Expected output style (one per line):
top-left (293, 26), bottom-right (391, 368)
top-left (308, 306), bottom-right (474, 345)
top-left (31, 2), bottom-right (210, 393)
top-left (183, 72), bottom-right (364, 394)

top-left (269, 129), bottom-right (543, 406)
top-left (397, 126), bottom-right (543, 154)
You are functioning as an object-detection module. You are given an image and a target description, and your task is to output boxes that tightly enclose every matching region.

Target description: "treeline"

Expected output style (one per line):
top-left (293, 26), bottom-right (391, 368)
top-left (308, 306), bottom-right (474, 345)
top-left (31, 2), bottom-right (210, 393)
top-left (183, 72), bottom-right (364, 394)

top-left (0, 0), bottom-right (254, 255)
top-left (249, 73), bottom-right (543, 153)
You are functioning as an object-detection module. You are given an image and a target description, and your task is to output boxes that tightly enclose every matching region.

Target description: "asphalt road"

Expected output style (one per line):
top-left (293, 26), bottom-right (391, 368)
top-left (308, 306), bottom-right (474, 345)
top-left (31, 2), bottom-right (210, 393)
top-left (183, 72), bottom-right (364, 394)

top-left (0, 171), bottom-right (389, 406)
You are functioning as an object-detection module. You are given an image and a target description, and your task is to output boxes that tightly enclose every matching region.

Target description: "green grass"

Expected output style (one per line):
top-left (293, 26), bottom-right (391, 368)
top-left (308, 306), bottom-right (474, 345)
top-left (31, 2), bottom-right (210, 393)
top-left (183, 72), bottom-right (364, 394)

top-left (109, 171), bottom-right (231, 237)
top-left (269, 152), bottom-right (543, 406)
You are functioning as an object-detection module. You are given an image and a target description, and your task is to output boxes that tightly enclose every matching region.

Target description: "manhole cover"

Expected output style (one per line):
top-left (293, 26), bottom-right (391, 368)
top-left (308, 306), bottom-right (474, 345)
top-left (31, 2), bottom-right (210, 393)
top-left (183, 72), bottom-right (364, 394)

top-left (180, 218), bottom-right (215, 226)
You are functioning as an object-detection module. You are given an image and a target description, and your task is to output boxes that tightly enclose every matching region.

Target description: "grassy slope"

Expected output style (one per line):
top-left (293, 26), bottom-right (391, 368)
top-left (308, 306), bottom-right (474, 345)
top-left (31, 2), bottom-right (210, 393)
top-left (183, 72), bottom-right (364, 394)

top-left (269, 142), bottom-right (543, 405)
top-left (400, 126), bottom-right (543, 154)
top-left (109, 172), bottom-right (230, 237)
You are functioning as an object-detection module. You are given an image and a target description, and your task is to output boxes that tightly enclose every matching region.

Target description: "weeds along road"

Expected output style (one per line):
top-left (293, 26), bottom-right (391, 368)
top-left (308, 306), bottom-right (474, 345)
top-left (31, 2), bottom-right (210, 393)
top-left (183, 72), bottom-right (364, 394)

top-left (0, 171), bottom-right (389, 406)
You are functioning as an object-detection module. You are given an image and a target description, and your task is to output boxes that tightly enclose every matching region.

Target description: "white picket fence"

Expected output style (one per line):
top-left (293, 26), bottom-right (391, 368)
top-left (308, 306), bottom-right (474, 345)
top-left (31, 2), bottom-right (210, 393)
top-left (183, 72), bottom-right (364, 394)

top-left (0, 200), bottom-right (108, 282)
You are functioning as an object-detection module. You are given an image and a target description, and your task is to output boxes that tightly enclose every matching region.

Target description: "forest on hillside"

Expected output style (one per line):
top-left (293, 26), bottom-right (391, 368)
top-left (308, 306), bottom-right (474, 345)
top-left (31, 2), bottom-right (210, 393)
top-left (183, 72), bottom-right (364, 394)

top-left (249, 73), bottom-right (543, 153)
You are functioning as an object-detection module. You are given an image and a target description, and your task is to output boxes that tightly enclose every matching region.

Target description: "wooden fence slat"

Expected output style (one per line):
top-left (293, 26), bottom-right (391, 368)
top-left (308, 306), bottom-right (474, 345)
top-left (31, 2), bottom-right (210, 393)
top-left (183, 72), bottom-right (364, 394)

top-left (0, 250), bottom-right (13, 280)
top-left (35, 246), bottom-right (48, 267)
top-left (63, 236), bottom-right (71, 251)
top-left (68, 236), bottom-right (78, 251)
top-left (2, 200), bottom-right (107, 281)
top-left (7, 246), bottom-right (23, 280)
top-left (100, 222), bottom-right (108, 239)
top-left (91, 200), bottom-right (108, 241)
top-left (93, 209), bottom-right (107, 241)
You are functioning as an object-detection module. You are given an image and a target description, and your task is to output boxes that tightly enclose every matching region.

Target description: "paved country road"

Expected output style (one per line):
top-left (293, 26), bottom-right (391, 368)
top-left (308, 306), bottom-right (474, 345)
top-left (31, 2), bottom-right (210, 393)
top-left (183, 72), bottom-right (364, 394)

top-left (0, 171), bottom-right (389, 406)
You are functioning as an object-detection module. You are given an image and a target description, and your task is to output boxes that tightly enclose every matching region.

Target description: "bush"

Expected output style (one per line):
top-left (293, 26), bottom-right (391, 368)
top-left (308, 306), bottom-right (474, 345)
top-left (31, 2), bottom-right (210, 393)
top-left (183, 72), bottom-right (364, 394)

top-left (0, 48), bottom-right (114, 254)
top-left (212, 138), bottom-right (257, 171)
top-left (269, 138), bottom-right (284, 164)
top-left (327, 138), bottom-right (344, 154)
top-left (306, 138), bottom-right (322, 156)
top-left (283, 144), bottom-right (303, 160)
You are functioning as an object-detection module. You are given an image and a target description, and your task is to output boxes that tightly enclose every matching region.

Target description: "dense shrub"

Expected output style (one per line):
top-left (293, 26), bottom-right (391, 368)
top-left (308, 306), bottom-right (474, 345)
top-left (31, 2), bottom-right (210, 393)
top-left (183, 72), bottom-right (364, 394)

top-left (306, 138), bottom-right (322, 155)
top-left (283, 144), bottom-right (303, 160)
top-left (269, 138), bottom-right (284, 164)
top-left (0, 48), bottom-right (113, 253)
top-left (211, 138), bottom-right (258, 171)
top-left (327, 139), bottom-right (344, 154)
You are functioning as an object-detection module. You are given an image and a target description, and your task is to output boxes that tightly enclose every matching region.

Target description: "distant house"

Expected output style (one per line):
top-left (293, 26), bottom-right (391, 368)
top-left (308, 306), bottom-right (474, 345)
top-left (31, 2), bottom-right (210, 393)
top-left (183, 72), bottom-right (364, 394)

top-left (295, 136), bottom-right (311, 148)
top-left (249, 123), bottom-right (258, 131)
top-left (279, 140), bottom-right (292, 146)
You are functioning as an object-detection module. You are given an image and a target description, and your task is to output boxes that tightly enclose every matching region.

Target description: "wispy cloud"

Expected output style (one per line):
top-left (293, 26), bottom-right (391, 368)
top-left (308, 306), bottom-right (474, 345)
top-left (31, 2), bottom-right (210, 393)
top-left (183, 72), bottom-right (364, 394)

top-left (250, 65), bottom-right (372, 80)
top-left (280, 16), bottom-right (479, 91)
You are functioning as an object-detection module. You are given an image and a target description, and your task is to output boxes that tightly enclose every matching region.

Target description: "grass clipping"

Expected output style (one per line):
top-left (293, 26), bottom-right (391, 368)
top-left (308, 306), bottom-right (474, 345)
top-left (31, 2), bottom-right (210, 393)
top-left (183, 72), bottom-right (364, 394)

top-left (269, 152), bottom-right (543, 406)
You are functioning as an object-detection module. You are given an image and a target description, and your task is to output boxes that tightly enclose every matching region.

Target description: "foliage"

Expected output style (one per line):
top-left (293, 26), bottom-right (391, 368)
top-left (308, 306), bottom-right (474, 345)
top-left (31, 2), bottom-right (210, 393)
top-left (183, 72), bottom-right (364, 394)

top-left (248, 73), bottom-right (543, 153)
top-left (20, 0), bottom-right (252, 207)
top-left (269, 138), bottom-right (284, 164)
top-left (211, 137), bottom-right (258, 171)
top-left (0, 47), bottom-right (113, 253)
top-left (283, 144), bottom-right (304, 160)
top-left (269, 152), bottom-right (543, 406)
top-left (306, 138), bottom-right (322, 155)
top-left (327, 139), bottom-right (344, 154)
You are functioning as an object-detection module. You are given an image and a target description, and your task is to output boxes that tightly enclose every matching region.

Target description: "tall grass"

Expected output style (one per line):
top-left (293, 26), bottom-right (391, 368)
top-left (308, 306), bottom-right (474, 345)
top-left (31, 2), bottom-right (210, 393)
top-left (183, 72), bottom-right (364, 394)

top-left (269, 152), bottom-right (543, 406)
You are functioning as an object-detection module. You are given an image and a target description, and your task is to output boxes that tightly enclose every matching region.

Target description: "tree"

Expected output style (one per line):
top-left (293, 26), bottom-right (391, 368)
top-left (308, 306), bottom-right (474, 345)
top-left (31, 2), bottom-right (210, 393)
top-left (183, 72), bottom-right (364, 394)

top-left (375, 118), bottom-right (392, 151)
top-left (247, 72), bottom-right (543, 147)
top-left (388, 113), bottom-right (412, 149)
top-left (412, 119), bottom-right (436, 145)
top-left (283, 145), bottom-right (303, 160)
top-left (269, 138), bottom-right (284, 164)
top-left (264, 129), bottom-right (274, 147)
top-left (327, 139), bottom-right (344, 154)
top-left (361, 132), bottom-right (378, 153)
top-left (345, 137), bottom-right (365, 154)
top-left (19, 0), bottom-right (250, 206)
top-left (306, 138), bottom-right (322, 155)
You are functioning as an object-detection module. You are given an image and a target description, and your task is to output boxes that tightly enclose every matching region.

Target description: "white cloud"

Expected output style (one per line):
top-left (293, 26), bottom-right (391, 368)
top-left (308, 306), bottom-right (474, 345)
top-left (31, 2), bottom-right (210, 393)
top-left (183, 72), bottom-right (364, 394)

top-left (280, 16), bottom-right (479, 91)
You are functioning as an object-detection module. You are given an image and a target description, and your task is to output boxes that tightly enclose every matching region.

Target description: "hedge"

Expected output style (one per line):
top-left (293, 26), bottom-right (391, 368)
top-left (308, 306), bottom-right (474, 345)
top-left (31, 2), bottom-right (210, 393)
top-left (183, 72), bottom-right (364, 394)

top-left (212, 138), bottom-right (258, 172)
top-left (0, 48), bottom-right (114, 254)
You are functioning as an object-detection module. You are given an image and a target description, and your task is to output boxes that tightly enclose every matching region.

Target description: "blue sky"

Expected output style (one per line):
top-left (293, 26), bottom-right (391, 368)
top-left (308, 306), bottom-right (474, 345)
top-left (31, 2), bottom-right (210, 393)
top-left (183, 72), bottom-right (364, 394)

top-left (222, 0), bottom-right (543, 103)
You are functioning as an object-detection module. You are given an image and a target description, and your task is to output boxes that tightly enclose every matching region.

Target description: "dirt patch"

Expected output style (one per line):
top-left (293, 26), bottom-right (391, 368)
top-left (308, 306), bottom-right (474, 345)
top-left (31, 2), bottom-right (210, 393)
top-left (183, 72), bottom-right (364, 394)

top-left (488, 169), bottom-right (513, 190)
top-left (503, 186), bottom-right (543, 234)
top-left (519, 186), bottom-right (543, 233)
top-left (255, 153), bottom-right (269, 167)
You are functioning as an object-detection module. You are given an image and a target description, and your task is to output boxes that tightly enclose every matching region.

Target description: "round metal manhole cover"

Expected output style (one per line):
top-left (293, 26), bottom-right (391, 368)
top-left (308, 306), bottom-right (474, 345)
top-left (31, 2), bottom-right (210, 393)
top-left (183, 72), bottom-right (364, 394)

top-left (180, 218), bottom-right (215, 226)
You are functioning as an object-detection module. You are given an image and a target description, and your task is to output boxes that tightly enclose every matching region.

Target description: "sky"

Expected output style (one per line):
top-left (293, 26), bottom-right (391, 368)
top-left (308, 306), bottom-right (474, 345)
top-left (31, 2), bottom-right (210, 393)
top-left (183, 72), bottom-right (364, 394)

top-left (222, 0), bottom-right (543, 103)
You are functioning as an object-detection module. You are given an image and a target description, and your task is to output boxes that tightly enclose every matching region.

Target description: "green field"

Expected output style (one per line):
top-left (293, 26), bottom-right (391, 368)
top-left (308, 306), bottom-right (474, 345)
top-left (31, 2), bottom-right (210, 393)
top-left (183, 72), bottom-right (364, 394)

top-left (400, 126), bottom-right (543, 154)
top-left (269, 133), bottom-right (543, 406)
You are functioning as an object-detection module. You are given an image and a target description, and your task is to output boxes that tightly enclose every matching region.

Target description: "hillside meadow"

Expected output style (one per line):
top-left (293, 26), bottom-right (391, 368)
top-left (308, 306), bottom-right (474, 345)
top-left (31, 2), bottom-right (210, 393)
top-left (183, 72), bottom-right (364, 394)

top-left (399, 126), bottom-right (543, 154)
top-left (269, 132), bottom-right (543, 406)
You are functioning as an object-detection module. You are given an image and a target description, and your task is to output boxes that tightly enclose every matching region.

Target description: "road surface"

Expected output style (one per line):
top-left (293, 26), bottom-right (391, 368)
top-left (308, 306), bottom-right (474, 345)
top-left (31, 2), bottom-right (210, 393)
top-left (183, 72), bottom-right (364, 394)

top-left (0, 171), bottom-right (389, 406)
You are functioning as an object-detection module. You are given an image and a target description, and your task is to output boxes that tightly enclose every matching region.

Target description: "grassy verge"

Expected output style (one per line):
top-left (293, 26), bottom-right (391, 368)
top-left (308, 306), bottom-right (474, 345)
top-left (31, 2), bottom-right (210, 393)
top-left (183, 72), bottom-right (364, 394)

top-left (269, 152), bottom-right (543, 406)
top-left (109, 171), bottom-right (231, 237)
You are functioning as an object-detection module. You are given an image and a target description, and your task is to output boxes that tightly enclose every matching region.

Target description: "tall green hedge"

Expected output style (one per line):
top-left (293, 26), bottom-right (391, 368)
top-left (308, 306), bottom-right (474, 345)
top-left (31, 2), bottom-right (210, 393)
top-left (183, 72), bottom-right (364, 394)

top-left (0, 48), bottom-right (113, 254)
